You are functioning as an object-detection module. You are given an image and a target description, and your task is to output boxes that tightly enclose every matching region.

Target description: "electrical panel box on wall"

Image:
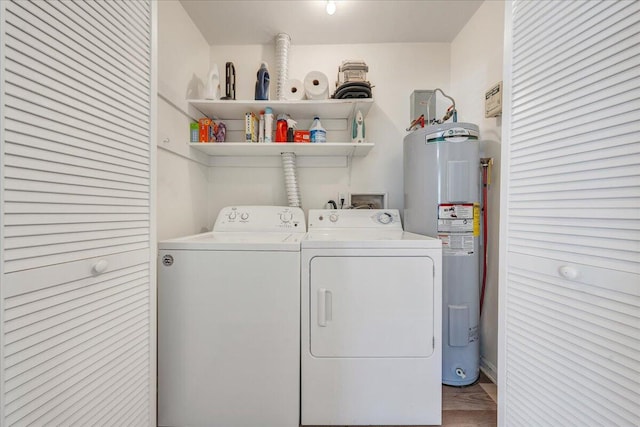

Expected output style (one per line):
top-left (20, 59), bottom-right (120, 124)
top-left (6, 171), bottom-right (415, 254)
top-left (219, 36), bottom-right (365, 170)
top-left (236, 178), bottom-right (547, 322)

top-left (349, 193), bottom-right (388, 209)
top-left (411, 90), bottom-right (436, 123)
top-left (485, 82), bottom-right (502, 118)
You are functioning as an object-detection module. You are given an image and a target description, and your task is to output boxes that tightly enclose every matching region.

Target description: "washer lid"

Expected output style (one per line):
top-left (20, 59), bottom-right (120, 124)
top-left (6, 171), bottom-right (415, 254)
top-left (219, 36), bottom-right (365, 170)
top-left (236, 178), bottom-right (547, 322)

top-left (159, 231), bottom-right (304, 251)
top-left (302, 229), bottom-right (441, 249)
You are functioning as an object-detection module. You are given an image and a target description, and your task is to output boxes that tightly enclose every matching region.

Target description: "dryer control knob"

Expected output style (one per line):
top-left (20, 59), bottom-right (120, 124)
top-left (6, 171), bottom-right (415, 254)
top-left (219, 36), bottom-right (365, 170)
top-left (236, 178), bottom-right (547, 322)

top-left (240, 212), bottom-right (249, 220)
top-left (377, 212), bottom-right (393, 224)
top-left (329, 213), bottom-right (339, 222)
top-left (228, 212), bottom-right (237, 220)
top-left (280, 212), bottom-right (293, 222)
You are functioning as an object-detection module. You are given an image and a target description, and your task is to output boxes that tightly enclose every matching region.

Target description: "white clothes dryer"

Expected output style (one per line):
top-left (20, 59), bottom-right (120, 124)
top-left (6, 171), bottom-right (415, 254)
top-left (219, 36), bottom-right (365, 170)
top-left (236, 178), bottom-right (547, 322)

top-left (158, 206), bottom-right (305, 427)
top-left (301, 209), bottom-right (442, 426)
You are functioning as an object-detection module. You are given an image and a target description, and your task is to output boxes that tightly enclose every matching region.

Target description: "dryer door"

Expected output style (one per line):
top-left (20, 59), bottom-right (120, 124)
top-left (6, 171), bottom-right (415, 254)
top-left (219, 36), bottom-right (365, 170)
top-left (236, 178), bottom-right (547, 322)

top-left (309, 255), bottom-right (435, 358)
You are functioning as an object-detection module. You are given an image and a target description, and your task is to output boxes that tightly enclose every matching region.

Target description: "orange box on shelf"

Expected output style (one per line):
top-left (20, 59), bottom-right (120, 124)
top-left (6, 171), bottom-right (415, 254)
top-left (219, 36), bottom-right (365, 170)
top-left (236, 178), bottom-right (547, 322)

top-left (199, 118), bottom-right (212, 142)
top-left (294, 130), bottom-right (310, 143)
top-left (198, 118), bottom-right (219, 142)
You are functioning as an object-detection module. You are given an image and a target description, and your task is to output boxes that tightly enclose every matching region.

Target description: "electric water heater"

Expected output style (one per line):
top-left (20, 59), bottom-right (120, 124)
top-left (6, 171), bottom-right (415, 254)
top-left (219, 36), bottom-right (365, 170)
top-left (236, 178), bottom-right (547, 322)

top-left (403, 123), bottom-right (481, 386)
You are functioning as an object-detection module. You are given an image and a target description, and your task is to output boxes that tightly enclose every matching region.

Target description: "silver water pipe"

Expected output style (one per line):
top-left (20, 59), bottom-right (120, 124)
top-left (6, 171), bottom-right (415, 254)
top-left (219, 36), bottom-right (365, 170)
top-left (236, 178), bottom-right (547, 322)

top-left (426, 88), bottom-right (457, 124)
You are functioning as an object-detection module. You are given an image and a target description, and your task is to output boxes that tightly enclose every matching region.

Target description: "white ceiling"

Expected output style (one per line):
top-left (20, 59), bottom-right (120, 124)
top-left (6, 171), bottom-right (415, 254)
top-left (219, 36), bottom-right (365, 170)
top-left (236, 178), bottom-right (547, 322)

top-left (180, 0), bottom-right (485, 46)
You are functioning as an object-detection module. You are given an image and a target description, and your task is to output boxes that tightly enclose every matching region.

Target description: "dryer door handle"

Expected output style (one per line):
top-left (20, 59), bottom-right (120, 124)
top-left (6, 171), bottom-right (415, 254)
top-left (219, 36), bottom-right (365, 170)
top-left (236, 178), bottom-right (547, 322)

top-left (317, 288), bottom-right (332, 327)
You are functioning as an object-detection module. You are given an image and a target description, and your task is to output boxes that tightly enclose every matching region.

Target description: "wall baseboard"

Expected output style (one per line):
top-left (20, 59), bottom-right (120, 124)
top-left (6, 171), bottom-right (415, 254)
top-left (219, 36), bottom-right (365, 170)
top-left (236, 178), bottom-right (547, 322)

top-left (480, 357), bottom-right (498, 384)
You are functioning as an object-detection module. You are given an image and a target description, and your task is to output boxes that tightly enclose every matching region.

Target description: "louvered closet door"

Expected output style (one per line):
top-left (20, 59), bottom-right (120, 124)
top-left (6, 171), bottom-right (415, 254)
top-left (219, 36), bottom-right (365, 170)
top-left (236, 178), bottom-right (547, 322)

top-left (0, 1), bottom-right (156, 426)
top-left (500, 1), bottom-right (640, 426)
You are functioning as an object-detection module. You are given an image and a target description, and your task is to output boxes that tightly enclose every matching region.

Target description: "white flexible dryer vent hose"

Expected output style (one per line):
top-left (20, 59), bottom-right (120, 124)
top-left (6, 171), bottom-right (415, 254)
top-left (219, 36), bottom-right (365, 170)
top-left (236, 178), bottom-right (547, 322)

top-left (281, 152), bottom-right (301, 207)
top-left (275, 33), bottom-right (291, 101)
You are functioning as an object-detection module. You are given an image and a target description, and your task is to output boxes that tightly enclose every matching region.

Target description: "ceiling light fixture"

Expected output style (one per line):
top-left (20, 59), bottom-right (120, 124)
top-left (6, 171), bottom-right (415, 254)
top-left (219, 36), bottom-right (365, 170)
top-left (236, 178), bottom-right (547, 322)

top-left (326, 0), bottom-right (336, 15)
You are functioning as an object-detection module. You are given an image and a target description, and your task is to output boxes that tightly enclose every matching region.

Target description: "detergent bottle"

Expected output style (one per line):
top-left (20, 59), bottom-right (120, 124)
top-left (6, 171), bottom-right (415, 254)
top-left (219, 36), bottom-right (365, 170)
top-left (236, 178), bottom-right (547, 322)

top-left (276, 114), bottom-right (288, 142)
top-left (309, 116), bottom-right (327, 143)
top-left (255, 62), bottom-right (270, 100)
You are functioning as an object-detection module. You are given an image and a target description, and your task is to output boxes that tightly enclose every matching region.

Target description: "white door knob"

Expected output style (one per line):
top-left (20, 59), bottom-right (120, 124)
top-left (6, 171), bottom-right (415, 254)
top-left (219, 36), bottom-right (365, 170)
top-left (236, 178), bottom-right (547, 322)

top-left (93, 259), bottom-right (109, 274)
top-left (559, 265), bottom-right (579, 280)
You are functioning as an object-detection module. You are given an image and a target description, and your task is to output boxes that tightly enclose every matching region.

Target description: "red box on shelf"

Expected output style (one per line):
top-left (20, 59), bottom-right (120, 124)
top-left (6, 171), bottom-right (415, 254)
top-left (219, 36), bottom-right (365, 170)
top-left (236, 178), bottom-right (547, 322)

top-left (294, 130), bottom-right (310, 143)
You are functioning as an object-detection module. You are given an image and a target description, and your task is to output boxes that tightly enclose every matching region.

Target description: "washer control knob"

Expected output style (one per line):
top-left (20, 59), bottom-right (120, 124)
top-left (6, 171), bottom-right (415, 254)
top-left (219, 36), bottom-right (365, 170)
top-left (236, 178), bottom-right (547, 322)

top-left (377, 212), bottom-right (393, 224)
top-left (329, 213), bottom-right (339, 222)
top-left (280, 212), bottom-right (293, 222)
top-left (240, 212), bottom-right (249, 220)
top-left (228, 211), bottom-right (237, 220)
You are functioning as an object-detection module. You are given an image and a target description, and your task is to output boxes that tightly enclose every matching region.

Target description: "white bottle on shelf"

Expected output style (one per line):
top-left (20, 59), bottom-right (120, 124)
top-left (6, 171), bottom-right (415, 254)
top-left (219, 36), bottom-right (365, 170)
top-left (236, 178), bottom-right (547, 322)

top-left (264, 107), bottom-right (274, 142)
top-left (259, 110), bottom-right (265, 142)
top-left (309, 116), bottom-right (326, 143)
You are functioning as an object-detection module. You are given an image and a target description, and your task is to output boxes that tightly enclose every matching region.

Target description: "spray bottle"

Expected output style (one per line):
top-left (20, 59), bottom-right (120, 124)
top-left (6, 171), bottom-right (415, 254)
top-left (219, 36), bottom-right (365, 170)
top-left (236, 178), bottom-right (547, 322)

top-left (276, 114), bottom-right (288, 142)
top-left (287, 117), bottom-right (297, 142)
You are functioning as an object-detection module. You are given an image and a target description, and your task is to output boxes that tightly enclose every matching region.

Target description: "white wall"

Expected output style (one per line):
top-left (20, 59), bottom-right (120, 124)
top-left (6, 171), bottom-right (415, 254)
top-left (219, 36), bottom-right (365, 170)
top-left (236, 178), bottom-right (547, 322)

top-left (206, 43), bottom-right (451, 215)
top-left (157, 1), bottom-right (211, 240)
top-left (451, 0), bottom-right (505, 382)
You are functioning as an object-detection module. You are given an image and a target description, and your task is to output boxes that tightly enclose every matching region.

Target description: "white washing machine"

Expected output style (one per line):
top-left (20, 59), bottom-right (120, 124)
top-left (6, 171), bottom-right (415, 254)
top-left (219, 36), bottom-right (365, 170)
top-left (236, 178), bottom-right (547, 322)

top-left (301, 209), bottom-right (442, 426)
top-left (158, 206), bottom-right (305, 427)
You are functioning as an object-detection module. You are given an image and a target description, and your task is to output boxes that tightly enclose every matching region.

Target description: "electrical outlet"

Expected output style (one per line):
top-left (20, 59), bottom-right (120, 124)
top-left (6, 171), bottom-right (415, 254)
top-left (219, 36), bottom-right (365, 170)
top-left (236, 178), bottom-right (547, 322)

top-left (337, 193), bottom-right (347, 209)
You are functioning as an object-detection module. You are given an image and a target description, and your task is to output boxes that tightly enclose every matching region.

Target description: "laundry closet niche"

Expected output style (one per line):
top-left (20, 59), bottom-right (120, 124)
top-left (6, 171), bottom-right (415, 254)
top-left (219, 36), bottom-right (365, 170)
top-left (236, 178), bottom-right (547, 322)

top-left (156, 0), bottom-right (504, 402)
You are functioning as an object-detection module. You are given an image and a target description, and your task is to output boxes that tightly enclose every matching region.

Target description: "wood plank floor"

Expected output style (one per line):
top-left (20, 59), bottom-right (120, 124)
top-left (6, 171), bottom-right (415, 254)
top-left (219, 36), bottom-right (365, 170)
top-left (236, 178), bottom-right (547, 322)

top-left (441, 372), bottom-right (497, 427)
